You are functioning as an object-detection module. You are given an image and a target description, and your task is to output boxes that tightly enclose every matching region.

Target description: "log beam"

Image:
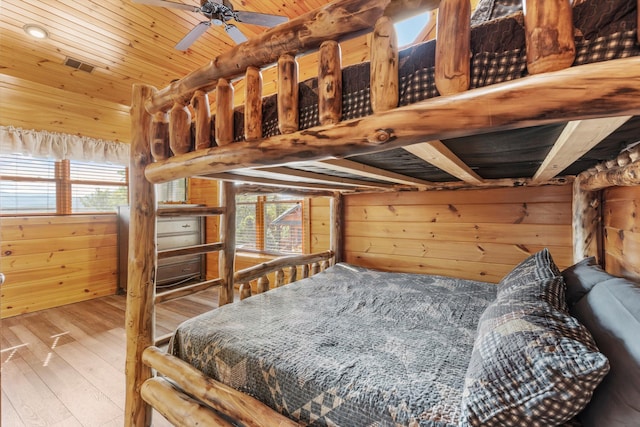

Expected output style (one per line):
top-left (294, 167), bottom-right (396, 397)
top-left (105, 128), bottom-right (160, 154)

top-left (144, 57), bottom-right (640, 183)
top-left (580, 160), bottom-right (640, 191)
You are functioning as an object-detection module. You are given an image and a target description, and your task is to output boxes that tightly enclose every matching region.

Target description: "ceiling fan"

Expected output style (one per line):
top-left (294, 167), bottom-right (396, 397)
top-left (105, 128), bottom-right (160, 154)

top-left (133, 0), bottom-right (288, 50)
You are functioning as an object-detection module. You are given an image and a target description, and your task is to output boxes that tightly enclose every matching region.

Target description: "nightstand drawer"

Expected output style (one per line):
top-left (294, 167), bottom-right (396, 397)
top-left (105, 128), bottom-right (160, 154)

top-left (157, 217), bottom-right (200, 235)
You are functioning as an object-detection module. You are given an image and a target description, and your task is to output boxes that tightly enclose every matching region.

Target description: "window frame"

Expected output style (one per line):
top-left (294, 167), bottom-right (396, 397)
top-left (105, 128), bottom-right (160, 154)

top-left (235, 194), bottom-right (306, 255)
top-left (0, 155), bottom-right (129, 216)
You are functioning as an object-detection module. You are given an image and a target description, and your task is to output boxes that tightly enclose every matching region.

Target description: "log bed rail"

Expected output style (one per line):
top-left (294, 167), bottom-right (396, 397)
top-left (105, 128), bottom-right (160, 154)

top-left (126, 0), bottom-right (640, 425)
top-left (234, 250), bottom-right (335, 299)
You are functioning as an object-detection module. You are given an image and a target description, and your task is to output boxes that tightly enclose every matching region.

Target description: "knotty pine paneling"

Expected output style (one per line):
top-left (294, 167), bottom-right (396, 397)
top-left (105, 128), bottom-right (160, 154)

top-left (603, 186), bottom-right (640, 282)
top-left (188, 178), bottom-right (220, 280)
top-left (309, 197), bottom-right (331, 254)
top-left (344, 185), bottom-right (574, 283)
top-left (0, 215), bottom-right (118, 318)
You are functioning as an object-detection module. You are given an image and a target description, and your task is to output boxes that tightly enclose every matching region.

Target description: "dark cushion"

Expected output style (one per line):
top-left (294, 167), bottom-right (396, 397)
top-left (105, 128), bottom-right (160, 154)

top-left (562, 257), bottom-right (614, 307)
top-left (571, 277), bottom-right (640, 427)
top-left (471, 0), bottom-right (522, 26)
top-left (461, 250), bottom-right (610, 426)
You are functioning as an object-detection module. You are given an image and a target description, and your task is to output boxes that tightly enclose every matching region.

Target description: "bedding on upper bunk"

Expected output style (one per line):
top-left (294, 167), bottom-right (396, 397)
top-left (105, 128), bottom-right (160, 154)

top-left (170, 263), bottom-right (497, 426)
top-left (222, 0), bottom-right (639, 144)
top-left (168, 252), bottom-right (610, 426)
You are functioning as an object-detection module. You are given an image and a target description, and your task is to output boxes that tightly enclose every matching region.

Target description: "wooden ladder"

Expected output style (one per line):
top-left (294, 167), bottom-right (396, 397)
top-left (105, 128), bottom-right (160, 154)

top-left (151, 185), bottom-right (236, 346)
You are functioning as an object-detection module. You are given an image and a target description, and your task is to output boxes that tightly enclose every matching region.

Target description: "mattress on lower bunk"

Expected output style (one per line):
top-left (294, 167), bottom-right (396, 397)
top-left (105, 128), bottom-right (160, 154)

top-left (169, 263), bottom-right (497, 426)
top-left (223, 0), bottom-right (639, 143)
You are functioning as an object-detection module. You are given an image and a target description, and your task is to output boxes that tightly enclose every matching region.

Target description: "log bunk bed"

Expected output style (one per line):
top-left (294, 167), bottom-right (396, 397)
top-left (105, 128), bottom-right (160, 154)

top-left (125, 0), bottom-right (640, 426)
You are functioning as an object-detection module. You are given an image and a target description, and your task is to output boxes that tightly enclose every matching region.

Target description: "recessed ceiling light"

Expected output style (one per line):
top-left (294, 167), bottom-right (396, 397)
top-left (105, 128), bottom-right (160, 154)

top-left (23, 24), bottom-right (49, 39)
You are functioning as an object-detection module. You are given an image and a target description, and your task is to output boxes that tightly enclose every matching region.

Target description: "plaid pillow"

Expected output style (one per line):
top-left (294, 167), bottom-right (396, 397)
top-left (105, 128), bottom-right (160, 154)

top-left (497, 248), bottom-right (566, 311)
top-left (460, 250), bottom-right (609, 427)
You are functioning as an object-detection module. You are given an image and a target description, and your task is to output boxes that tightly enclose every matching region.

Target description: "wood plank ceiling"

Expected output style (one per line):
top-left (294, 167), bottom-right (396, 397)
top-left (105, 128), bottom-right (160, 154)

top-left (0, 0), bottom-right (343, 142)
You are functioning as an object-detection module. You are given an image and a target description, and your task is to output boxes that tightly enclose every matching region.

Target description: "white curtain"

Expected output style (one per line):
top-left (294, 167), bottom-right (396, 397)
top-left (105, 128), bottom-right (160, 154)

top-left (0, 126), bottom-right (130, 166)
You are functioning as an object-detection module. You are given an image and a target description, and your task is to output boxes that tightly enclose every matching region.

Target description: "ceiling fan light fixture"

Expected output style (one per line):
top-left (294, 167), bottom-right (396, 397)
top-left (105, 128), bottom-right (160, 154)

top-left (23, 24), bottom-right (49, 39)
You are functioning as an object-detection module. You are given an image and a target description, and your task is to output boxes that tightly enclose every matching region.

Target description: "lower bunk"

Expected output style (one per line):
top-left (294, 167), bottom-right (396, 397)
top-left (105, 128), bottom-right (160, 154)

top-left (140, 250), bottom-right (640, 427)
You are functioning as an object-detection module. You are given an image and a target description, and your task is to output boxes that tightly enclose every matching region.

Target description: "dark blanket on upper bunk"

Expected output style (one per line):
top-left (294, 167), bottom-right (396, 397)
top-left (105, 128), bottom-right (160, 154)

top-left (169, 263), bottom-right (497, 426)
top-left (222, 0), bottom-right (639, 145)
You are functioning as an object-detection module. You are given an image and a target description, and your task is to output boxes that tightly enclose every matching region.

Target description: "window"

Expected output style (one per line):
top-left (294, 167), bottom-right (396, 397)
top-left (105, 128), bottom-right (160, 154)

top-left (0, 154), bottom-right (128, 214)
top-left (157, 178), bottom-right (187, 203)
top-left (236, 194), bottom-right (304, 254)
top-left (0, 155), bottom-right (57, 213)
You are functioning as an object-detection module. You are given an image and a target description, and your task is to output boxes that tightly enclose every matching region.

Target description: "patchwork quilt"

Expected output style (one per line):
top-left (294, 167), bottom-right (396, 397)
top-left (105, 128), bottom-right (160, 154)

top-left (169, 263), bottom-right (496, 426)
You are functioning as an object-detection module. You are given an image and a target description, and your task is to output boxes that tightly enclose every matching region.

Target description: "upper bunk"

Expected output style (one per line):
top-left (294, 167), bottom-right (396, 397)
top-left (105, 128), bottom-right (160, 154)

top-left (130, 0), bottom-right (640, 194)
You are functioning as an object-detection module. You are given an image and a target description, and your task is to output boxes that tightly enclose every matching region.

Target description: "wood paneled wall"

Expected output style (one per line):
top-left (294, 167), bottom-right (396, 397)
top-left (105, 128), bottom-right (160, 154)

top-left (603, 186), bottom-right (640, 282)
top-left (343, 185), bottom-right (574, 283)
top-left (0, 215), bottom-right (118, 318)
top-left (309, 197), bottom-right (331, 254)
top-left (188, 178), bottom-right (220, 279)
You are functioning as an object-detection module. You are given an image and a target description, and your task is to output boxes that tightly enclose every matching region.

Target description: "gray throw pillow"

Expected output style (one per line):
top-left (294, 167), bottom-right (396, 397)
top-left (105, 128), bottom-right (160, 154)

top-left (561, 256), bottom-right (613, 307)
top-left (460, 250), bottom-right (609, 426)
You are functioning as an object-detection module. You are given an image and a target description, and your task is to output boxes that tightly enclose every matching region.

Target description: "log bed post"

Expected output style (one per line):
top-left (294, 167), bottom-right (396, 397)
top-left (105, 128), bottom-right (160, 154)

top-left (150, 111), bottom-right (169, 161)
top-left (219, 181), bottom-right (236, 306)
top-left (191, 90), bottom-right (211, 150)
top-left (523, 0), bottom-right (576, 74)
top-left (318, 40), bottom-right (342, 124)
top-left (572, 176), bottom-right (602, 263)
top-left (573, 146), bottom-right (640, 264)
top-left (435, 0), bottom-right (470, 95)
top-left (215, 78), bottom-right (234, 146)
top-left (244, 66), bottom-right (263, 141)
top-left (125, 84), bottom-right (157, 427)
top-left (169, 101), bottom-right (192, 155)
top-left (278, 54), bottom-right (299, 134)
top-left (370, 16), bottom-right (398, 113)
top-left (330, 192), bottom-right (344, 264)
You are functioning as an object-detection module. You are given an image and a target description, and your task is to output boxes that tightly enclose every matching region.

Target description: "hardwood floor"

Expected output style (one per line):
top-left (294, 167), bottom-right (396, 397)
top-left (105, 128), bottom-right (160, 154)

top-left (1, 288), bottom-right (222, 426)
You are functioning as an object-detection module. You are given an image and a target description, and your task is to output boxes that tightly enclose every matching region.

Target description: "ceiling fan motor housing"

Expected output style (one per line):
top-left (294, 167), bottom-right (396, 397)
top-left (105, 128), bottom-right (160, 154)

top-left (200, 1), bottom-right (234, 22)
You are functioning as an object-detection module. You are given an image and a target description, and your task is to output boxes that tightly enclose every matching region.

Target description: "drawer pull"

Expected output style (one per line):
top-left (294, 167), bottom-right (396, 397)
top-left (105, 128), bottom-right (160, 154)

top-left (181, 224), bottom-right (191, 228)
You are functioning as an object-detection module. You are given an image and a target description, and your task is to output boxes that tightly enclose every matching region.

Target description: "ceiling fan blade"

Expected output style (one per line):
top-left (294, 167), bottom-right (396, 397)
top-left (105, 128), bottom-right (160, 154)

top-left (132, 0), bottom-right (199, 12)
top-left (224, 24), bottom-right (248, 44)
top-left (234, 11), bottom-right (288, 27)
top-left (175, 21), bottom-right (211, 50)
